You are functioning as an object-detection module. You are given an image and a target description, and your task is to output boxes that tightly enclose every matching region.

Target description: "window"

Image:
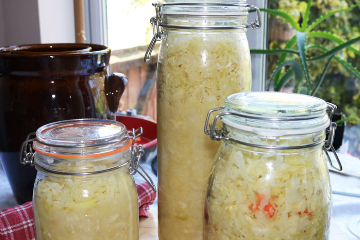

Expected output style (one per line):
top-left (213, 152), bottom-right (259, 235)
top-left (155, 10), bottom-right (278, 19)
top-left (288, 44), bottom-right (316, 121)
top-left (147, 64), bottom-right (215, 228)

top-left (85, 0), bottom-right (268, 121)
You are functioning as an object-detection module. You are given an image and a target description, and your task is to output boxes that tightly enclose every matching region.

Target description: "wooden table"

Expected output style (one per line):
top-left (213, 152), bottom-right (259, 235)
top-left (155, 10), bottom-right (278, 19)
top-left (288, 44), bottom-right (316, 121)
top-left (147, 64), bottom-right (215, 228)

top-left (139, 208), bottom-right (349, 240)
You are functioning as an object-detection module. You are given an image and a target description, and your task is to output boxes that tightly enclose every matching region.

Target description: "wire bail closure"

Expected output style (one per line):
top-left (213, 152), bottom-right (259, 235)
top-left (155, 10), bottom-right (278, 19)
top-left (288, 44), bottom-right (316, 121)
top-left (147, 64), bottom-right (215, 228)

top-left (204, 102), bottom-right (342, 171)
top-left (19, 127), bottom-right (157, 191)
top-left (324, 103), bottom-right (342, 171)
top-left (144, 2), bottom-right (262, 62)
top-left (128, 128), bottom-right (157, 192)
top-left (20, 132), bottom-right (37, 166)
top-left (144, 3), bottom-right (163, 62)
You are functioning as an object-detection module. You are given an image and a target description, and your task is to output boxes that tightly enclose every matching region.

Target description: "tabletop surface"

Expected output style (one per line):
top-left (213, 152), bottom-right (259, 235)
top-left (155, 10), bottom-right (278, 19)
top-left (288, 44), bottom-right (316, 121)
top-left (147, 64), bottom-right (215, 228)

top-left (139, 208), bottom-right (349, 240)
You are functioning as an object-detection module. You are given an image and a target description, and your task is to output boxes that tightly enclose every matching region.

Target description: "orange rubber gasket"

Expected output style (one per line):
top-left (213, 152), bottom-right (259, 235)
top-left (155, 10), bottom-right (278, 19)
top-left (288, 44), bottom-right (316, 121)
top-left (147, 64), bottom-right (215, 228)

top-left (33, 141), bottom-right (132, 159)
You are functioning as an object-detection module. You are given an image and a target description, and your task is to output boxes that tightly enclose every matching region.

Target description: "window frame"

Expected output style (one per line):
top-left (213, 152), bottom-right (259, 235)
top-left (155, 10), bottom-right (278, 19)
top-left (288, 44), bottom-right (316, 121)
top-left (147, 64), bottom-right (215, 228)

top-left (84, 0), bottom-right (108, 46)
top-left (248, 0), bottom-right (268, 91)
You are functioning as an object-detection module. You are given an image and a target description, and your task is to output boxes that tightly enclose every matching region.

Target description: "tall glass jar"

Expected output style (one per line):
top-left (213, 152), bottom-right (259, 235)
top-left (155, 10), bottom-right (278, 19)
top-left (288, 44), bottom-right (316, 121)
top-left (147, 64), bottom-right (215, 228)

top-left (20, 119), bottom-right (155, 240)
top-left (145, 1), bottom-right (261, 239)
top-left (204, 92), bottom-right (342, 240)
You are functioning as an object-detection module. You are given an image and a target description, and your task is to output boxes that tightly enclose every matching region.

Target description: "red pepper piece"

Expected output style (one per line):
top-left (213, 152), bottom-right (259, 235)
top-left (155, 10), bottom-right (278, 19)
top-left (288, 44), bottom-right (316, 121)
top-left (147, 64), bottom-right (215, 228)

top-left (248, 194), bottom-right (276, 218)
top-left (297, 208), bottom-right (312, 216)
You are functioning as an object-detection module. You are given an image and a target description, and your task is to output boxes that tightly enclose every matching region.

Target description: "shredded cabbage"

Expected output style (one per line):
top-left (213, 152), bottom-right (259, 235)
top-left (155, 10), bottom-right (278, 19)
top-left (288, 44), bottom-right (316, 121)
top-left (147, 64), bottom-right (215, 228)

top-left (33, 162), bottom-right (138, 240)
top-left (157, 30), bottom-right (252, 239)
top-left (205, 128), bottom-right (331, 240)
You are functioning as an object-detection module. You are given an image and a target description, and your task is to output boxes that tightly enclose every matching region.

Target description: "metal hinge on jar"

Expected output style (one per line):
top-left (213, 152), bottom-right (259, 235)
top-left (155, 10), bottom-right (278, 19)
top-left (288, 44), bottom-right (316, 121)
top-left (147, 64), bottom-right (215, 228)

top-left (19, 127), bottom-right (157, 192)
top-left (144, 2), bottom-right (262, 62)
top-left (323, 103), bottom-right (342, 171)
top-left (20, 132), bottom-right (37, 166)
top-left (204, 102), bottom-right (342, 171)
top-left (128, 128), bottom-right (157, 192)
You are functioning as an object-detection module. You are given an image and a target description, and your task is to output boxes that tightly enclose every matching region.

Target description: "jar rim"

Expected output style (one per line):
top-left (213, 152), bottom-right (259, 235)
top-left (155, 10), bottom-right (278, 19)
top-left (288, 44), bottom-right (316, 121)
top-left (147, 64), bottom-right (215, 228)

top-left (162, 3), bottom-right (249, 16)
top-left (33, 119), bottom-right (131, 158)
top-left (33, 140), bottom-right (132, 159)
top-left (164, 0), bottom-right (247, 3)
top-left (221, 92), bottom-right (332, 137)
top-left (36, 119), bottom-right (127, 147)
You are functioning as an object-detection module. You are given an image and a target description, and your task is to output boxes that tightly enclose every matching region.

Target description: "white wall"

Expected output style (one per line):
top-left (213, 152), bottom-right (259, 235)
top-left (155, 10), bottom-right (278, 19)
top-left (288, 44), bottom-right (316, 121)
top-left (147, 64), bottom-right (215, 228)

top-left (0, 0), bottom-right (6, 46)
top-left (0, 0), bottom-right (75, 46)
top-left (38, 0), bottom-right (75, 43)
top-left (1, 0), bottom-right (41, 46)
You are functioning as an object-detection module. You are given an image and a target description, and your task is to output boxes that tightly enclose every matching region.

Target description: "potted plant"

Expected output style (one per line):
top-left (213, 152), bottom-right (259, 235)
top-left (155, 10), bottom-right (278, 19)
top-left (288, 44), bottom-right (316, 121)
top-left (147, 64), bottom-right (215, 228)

top-left (251, 0), bottom-right (360, 95)
top-left (251, 0), bottom-right (360, 150)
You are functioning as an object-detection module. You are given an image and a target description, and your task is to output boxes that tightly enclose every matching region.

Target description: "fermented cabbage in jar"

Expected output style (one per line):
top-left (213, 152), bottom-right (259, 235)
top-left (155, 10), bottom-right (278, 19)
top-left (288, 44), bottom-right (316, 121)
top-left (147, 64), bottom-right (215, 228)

top-left (157, 29), bottom-right (252, 239)
top-left (205, 129), bottom-right (331, 240)
top-left (33, 159), bottom-right (138, 240)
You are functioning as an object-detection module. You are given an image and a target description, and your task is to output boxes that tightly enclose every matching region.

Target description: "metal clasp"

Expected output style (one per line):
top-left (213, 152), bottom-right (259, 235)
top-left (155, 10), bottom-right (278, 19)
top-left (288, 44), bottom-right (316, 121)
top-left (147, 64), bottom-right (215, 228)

top-left (144, 3), bottom-right (163, 62)
top-left (324, 103), bottom-right (342, 171)
top-left (246, 4), bottom-right (262, 29)
top-left (19, 132), bottom-right (36, 166)
top-left (204, 106), bottom-right (226, 141)
top-left (128, 127), bottom-right (157, 192)
top-left (144, 3), bottom-right (262, 62)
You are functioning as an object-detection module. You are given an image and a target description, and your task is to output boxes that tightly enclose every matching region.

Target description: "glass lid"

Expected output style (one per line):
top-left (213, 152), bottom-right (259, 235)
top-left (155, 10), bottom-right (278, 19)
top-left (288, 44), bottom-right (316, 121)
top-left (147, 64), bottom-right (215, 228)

top-left (162, 1), bottom-right (249, 15)
top-left (226, 92), bottom-right (328, 117)
top-left (222, 92), bottom-right (330, 136)
top-left (164, 0), bottom-right (247, 3)
top-left (35, 119), bottom-right (127, 147)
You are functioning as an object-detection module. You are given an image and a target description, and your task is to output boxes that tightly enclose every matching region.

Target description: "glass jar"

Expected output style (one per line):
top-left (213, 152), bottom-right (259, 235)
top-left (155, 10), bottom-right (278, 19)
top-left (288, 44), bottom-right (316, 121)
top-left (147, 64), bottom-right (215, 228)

top-left (204, 92), bottom-right (342, 240)
top-left (145, 1), bottom-right (261, 239)
top-left (20, 119), bottom-right (156, 240)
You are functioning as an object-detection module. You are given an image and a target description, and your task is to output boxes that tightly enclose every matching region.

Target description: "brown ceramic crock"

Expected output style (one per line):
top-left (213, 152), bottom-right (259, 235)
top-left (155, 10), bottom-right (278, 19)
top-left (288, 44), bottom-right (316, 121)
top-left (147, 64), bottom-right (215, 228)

top-left (0, 43), bottom-right (127, 204)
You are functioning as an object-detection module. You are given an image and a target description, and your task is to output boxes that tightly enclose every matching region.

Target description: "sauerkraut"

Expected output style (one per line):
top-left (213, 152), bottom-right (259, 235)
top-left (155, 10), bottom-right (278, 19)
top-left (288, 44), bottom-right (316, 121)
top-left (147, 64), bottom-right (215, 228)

top-left (157, 29), bottom-right (252, 239)
top-left (33, 159), bottom-right (138, 240)
top-left (205, 127), bottom-right (331, 240)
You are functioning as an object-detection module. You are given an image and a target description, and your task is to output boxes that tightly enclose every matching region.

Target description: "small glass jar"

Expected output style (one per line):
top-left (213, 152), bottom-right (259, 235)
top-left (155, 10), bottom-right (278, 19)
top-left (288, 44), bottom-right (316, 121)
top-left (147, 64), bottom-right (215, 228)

top-left (20, 119), bottom-right (155, 240)
top-left (204, 92), bottom-right (342, 240)
top-left (146, 1), bottom-right (261, 239)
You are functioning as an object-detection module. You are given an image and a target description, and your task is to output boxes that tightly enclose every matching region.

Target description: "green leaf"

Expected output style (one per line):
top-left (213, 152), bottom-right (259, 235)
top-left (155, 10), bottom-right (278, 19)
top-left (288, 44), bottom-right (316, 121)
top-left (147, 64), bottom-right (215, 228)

top-left (274, 35), bottom-right (298, 86)
top-left (311, 55), bottom-right (335, 96)
top-left (250, 49), bottom-right (299, 55)
top-left (261, 9), bottom-right (301, 31)
top-left (275, 70), bottom-right (294, 92)
top-left (336, 117), bottom-right (360, 125)
top-left (275, 62), bottom-right (305, 92)
top-left (302, 0), bottom-right (312, 32)
top-left (297, 31), bottom-right (311, 93)
top-left (298, 86), bottom-right (308, 95)
top-left (334, 57), bottom-right (360, 80)
top-left (308, 37), bottom-right (360, 61)
top-left (307, 45), bottom-right (360, 84)
top-left (307, 2), bottom-right (360, 32)
top-left (268, 60), bottom-right (303, 91)
top-left (307, 31), bottom-right (360, 56)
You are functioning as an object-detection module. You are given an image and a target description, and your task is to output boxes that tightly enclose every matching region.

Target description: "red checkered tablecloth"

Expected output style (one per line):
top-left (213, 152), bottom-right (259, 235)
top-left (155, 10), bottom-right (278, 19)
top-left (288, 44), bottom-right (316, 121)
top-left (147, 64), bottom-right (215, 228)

top-left (0, 182), bottom-right (156, 240)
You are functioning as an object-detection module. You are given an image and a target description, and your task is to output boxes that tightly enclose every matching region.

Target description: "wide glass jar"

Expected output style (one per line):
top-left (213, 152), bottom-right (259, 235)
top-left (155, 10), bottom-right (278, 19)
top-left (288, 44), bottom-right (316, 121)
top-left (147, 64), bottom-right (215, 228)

top-left (204, 92), bottom-right (342, 240)
top-left (146, 1), bottom-right (261, 239)
top-left (20, 119), bottom-right (155, 240)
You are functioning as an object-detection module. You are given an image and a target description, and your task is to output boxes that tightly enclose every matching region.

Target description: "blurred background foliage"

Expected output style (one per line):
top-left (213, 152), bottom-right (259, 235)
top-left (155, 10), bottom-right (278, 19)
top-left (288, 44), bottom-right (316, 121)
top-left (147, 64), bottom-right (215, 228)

top-left (267, 0), bottom-right (360, 157)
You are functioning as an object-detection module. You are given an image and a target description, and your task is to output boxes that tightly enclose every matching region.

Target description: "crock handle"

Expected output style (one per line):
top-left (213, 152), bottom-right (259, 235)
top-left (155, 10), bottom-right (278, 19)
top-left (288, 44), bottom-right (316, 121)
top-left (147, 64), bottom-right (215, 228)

top-left (104, 73), bottom-right (128, 113)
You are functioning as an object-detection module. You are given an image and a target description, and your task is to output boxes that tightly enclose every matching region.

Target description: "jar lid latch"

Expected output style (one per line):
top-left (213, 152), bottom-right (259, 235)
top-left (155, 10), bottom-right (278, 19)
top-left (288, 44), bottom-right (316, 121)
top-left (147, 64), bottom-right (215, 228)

top-left (324, 103), bottom-right (342, 171)
top-left (128, 128), bottom-right (157, 192)
top-left (144, 3), bottom-right (163, 62)
top-left (20, 132), bottom-right (36, 166)
top-left (144, 3), bottom-right (262, 62)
